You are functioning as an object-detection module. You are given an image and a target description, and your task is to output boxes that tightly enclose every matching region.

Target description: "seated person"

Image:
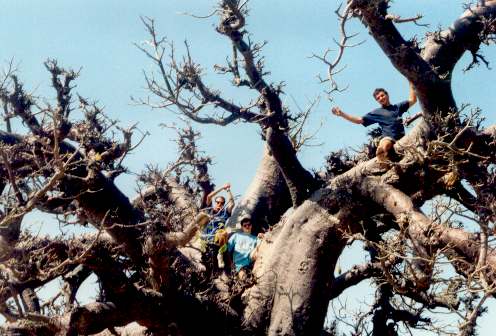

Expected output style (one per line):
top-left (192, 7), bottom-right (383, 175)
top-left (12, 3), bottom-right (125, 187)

top-left (201, 183), bottom-right (234, 244)
top-left (227, 216), bottom-right (262, 279)
top-left (331, 82), bottom-right (417, 161)
top-left (200, 183), bottom-right (234, 270)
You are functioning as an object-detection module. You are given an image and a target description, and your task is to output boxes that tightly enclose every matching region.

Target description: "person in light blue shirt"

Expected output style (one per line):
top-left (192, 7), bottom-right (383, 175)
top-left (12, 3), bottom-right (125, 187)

top-left (227, 216), bottom-right (261, 277)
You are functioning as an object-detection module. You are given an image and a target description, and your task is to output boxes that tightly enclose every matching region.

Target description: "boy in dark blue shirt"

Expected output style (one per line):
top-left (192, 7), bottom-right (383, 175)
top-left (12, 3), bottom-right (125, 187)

top-left (331, 83), bottom-right (417, 161)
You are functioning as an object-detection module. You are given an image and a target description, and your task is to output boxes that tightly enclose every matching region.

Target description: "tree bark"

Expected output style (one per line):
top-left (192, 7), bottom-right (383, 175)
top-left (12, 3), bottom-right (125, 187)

top-left (244, 189), bottom-right (350, 335)
top-left (230, 146), bottom-right (291, 231)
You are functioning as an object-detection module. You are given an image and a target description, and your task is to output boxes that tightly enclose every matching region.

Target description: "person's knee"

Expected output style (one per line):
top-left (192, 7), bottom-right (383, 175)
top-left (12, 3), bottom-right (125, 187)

top-left (238, 269), bottom-right (247, 280)
top-left (376, 148), bottom-right (386, 161)
top-left (376, 138), bottom-right (395, 161)
top-left (379, 138), bottom-right (393, 149)
top-left (376, 142), bottom-right (388, 155)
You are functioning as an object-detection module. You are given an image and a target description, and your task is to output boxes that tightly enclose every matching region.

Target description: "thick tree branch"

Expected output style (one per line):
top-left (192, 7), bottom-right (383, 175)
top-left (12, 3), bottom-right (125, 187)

top-left (329, 261), bottom-right (388, 300)
top-left (229, 145), bottom-right (292, 230)
top-left (360, 177), bottom-right (496, 285)
top-left (331, 234), bottom-right (456, 310)
top-left (216, 1), bottom-right (318, 206)
top-left (350, 0), bottom-right (437, 84)
top-left (265, 128), bottom-right (318, 206)
top-left (351, 0), bottom-right (457, 116)
top-left (423, 1), bottom-right (496, 77)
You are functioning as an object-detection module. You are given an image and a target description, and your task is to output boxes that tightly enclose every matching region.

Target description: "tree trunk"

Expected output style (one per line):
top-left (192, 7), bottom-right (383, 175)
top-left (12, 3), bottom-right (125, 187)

top-left (230, 146), bottom-right (291, 232)
top-left (244, 196), bottom-right (348, 336)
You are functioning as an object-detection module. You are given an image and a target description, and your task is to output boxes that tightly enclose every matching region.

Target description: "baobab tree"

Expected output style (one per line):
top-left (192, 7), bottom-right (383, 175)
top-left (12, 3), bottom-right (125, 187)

top-left (0, 1), bottom-right (495, 335)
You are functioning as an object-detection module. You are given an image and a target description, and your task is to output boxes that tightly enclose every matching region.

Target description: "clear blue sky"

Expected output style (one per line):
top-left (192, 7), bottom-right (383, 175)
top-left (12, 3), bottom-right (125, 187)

top-left (0, 1), bottom-right (494, 194)
top-left (0, 0), bottom-right (494, 334)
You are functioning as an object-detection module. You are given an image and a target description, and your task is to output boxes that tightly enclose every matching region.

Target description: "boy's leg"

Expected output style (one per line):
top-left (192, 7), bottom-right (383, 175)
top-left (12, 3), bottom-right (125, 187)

top-left (217, 243), bottom-right (227, 269)
top-left (217, 252), bottom-right (225, 269)
top-left (238, 268), bottom-right (247, 281)
top-left (237, 266), bottom-right (254, 283)
top-left (376, 137), bottom-right (395, 161)
top-left (214, 230), bottom-right (228, 269)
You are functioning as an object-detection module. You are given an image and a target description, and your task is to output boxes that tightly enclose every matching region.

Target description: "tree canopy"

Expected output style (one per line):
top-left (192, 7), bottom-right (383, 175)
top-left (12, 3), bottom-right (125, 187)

top-left (0, 1), bottom-right (495, 335)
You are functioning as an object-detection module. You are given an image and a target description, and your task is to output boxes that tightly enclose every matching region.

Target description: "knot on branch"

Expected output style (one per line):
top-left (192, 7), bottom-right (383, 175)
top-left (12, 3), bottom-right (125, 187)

top-left (438, 170), bottom-right (459, 189)
top-left (217, 0), bottom-right (246, 34)
top-left (396, 213), bottom-right (410, 230)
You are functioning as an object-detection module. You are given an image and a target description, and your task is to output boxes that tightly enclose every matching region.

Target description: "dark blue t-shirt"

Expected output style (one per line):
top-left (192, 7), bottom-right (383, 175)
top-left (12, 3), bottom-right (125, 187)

top-left (201, 207), bottom-right (231, 243)
top-left (362, 101), bottom-right (410, 140)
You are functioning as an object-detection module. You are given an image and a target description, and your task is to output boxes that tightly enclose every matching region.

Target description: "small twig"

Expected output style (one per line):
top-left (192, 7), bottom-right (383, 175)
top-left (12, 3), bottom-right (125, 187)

top-left (0, 147), bottom-right (24, 205)
top-left (385, 13), bottom-right (429, 27)
top-left (178, 9), bottom-right (218, 19)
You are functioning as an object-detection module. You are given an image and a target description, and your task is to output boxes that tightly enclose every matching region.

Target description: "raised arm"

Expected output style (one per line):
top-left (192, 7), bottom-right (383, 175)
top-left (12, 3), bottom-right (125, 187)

top-left (225, 184), bottom-right (235, 214)
top-left (206, 182), bottom-right (234, 211)
top-left (331, 106), bottom-right (363, 125)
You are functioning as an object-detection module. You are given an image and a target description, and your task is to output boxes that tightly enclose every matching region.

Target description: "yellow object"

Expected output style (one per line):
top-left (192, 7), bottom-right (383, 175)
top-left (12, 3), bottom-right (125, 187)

top-left (214, 229), bottom-right (228, 246)
top-left (218, 244), bottom-right (227, 254)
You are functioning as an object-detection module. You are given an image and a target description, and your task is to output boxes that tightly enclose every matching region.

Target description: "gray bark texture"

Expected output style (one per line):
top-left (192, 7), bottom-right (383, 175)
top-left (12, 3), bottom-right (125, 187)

top-left (1, 1), bottom-right (496, 336)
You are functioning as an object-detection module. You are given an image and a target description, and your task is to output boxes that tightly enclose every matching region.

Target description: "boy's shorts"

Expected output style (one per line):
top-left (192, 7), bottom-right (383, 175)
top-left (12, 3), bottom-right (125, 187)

top-left (379, 136), bottom-right (395, 143)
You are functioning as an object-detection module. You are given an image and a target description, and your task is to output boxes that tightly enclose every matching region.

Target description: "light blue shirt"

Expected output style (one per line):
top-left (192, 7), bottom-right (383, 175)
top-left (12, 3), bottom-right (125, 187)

top-left (227, 232), bottom-right (259, 271)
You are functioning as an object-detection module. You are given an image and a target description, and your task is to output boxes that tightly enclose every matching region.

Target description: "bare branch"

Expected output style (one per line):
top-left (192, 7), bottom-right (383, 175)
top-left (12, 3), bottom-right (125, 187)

top-left (313, 3), bottom-right (365, 95)
top-left (385, 13), bottom-right (429, 27)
